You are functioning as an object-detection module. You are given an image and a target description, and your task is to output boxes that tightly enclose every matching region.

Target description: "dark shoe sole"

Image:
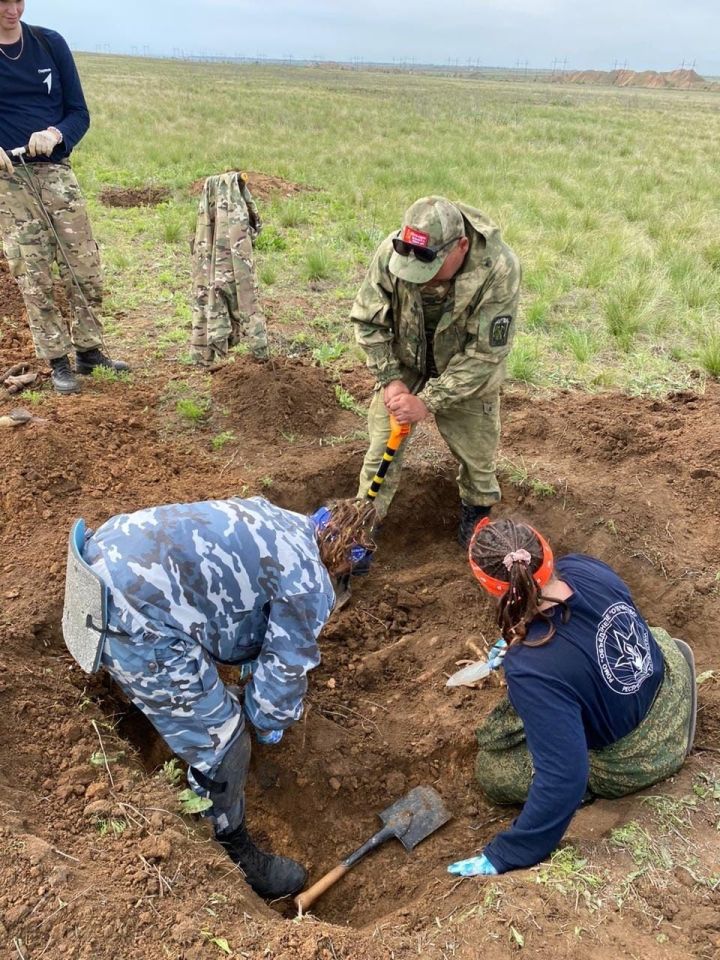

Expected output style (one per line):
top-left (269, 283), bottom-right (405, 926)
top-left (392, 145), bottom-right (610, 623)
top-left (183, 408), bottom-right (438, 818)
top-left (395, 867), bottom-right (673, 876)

top-left (52, 380), bottom-right (81, 395)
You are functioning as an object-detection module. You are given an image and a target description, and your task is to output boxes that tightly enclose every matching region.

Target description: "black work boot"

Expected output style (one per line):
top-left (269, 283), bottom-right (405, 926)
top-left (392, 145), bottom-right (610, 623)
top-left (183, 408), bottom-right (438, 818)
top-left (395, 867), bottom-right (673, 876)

top-left (458, 502), bottom-right (492, 549)
top-left (50, 355), bottom-right (80, 394)
top-left (217, 820), bottom-right (307, 899)
top-left (75, 347), bottom-right (131, 376)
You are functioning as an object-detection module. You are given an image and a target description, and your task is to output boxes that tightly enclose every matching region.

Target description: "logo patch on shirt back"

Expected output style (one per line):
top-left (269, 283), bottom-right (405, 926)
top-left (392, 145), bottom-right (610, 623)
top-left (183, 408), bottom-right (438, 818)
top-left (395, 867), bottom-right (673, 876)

top-left (596, 602), bottom-right (654, 695)
top-left (489, 314), bottom-right (512, 347)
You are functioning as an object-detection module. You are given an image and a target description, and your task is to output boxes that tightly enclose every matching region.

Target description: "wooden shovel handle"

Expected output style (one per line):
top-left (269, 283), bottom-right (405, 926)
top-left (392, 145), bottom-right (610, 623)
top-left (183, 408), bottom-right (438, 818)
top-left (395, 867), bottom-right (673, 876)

top-left (294, 863), bottom-right (350, 912)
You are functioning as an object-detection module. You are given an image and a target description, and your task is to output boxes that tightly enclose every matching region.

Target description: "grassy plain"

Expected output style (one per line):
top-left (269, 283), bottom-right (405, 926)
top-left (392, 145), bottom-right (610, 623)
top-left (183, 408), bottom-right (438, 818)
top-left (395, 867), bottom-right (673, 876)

top-left (71, 57), bottom-right (720, 391)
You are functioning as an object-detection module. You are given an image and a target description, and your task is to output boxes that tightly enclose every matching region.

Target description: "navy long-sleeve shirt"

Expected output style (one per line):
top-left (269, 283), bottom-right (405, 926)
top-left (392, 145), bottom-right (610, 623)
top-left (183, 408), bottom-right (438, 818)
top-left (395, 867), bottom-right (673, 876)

top-left (0, 23), bottom-right (89, 161)
top-left (484, 555), bottom-right (664, 873)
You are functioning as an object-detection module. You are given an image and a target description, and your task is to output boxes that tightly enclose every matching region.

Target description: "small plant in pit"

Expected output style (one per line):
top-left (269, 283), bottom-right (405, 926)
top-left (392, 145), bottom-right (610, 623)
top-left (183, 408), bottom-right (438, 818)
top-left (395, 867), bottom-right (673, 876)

top-left (499, 456), bottom-right (556, 498)
top-left (312, 340), bottom-right (348, 365)
top-left (96, 817), bottom-right (128, 838)
top-left (201, 931), bottom-right (232, 955)
top-left (536, 845), bottom-right (606, 906)
top-left (178, 788), bottom-right (213, 815)
top-left (162, 757), bottom-right (184, 787)
top-left (609, 821), bottom-right (673, 870)
top-left (89, 749), bottom-right (124, 767)
top-left (176, 395), bottom-right (210, 423)
top-left (334, 384), bottom-right (366, 416)
top-left (91, 365), bottom-right (132, 384)
top-left (211, 430), bottom-right (236, 450)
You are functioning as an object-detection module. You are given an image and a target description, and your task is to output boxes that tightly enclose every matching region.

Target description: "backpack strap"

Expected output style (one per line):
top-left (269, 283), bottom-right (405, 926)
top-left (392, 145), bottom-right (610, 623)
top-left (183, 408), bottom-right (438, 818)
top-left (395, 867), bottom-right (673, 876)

top-left (26, 24), bottom-right (55, 65)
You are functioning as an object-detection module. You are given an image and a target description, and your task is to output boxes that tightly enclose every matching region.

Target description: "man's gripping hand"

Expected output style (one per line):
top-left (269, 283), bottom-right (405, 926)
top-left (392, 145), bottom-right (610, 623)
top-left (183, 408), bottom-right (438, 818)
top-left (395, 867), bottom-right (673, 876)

top-left (28, 128), bottom-right (63, 158)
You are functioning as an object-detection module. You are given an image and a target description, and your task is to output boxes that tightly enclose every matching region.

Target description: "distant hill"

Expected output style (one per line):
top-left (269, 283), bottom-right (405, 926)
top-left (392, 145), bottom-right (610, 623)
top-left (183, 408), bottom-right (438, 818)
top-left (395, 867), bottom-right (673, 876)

top-left (556, 68), bottom-right (720, 92)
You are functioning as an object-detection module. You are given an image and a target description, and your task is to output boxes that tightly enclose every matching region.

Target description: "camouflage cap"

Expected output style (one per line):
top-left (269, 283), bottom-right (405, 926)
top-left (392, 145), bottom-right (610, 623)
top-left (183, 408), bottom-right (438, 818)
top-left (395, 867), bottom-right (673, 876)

top-left (388, 196), bottom-right (465, 284)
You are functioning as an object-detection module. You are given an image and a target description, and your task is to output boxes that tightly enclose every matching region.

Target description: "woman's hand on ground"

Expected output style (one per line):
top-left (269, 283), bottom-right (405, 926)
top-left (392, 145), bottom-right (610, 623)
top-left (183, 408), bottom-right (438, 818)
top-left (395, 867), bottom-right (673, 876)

top-left (447, 853), bottom-right (499, 877)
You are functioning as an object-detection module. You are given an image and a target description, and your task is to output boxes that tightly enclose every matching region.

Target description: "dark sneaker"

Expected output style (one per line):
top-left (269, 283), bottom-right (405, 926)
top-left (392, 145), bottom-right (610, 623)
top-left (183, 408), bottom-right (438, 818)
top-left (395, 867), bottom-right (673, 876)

top-left (217, 821), bottom-right (307, 899)
top-left (458, 502), bottom-right (492, 549)
top-left (75, 348), bottom-right (131, 376)
top-left (50, 355), bottom-right (80, 394)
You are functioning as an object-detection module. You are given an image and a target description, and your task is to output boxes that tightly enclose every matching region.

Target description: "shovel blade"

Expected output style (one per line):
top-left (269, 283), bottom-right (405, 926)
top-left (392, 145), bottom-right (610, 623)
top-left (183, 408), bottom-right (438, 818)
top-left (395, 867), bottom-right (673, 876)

top-left (379, 785), bottom-right (452, 852)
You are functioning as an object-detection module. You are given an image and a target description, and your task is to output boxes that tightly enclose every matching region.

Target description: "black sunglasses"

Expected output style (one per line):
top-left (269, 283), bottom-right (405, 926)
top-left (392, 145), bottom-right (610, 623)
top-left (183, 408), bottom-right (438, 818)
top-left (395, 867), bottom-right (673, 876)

top-left (392, 233), bottom-right (462, 263)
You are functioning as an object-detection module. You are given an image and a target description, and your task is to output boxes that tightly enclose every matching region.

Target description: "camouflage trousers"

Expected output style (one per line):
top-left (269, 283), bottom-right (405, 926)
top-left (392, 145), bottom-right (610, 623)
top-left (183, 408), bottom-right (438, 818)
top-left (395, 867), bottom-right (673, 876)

top-left (474, 628), bottom-right (692, 804)
top-left (190, 173), bottom-right (268, 364)
top-left (356, 386), bottom-right (502, 517)
top-left (102, 626), bottom-right (250, 833)
top-left (0, 162), bottom-right (104, 361)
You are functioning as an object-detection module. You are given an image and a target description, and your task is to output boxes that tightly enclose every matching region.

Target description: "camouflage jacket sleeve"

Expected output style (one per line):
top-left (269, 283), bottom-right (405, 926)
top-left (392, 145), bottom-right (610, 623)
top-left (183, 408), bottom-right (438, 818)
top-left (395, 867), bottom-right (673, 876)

top-left (240, 179), bottom-right (263, 243)
top-left (243, 592), bottom-right (330, 732)
top-left (419, 256), bottom-right (521, 413)
top-left (350, 238), bottom-right (404, 387)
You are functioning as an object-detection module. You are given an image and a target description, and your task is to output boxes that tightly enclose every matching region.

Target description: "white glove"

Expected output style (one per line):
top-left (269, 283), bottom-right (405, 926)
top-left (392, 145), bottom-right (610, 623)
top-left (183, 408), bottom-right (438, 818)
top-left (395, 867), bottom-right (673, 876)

top-left (0, 147), bottom-right (14, 176)
top-left (28, 128), bottom-right (62, 158)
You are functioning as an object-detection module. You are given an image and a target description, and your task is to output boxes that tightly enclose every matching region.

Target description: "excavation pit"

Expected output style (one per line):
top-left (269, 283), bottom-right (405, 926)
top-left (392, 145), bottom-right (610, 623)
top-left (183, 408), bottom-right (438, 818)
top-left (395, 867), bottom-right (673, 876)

top-left (2, 333), bottom-right (720, 955)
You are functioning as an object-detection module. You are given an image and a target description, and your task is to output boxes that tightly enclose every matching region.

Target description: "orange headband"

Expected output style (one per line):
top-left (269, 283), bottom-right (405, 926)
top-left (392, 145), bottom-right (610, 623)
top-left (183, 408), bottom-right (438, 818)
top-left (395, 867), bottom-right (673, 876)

top-left (468, 517), bottom-right (554, 597)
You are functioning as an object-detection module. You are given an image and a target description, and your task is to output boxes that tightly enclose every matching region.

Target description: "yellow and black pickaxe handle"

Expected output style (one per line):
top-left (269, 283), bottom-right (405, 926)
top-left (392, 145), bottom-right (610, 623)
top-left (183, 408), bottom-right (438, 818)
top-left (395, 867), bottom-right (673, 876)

top-left (366, 416), bottom-right (411, 501)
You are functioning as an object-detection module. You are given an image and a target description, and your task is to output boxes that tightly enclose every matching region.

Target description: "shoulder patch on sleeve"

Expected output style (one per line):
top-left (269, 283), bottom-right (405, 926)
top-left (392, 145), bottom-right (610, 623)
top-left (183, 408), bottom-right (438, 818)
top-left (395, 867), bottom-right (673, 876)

top-left (489, 314), bottom-right (513, 347)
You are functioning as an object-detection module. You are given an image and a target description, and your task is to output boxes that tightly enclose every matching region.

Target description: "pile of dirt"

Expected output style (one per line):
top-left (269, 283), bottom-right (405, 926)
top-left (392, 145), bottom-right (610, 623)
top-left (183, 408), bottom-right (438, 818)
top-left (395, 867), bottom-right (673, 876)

top-left (2, 287), bottom-right (720, 959)
top-left (99, 185), bottom-right (171, 208)
top-left (189, 170), bottom-right (317, 201)
top-left (211, 356), bottom-right (361, 441)
top-left (559, 67), bottom-right (720, 91)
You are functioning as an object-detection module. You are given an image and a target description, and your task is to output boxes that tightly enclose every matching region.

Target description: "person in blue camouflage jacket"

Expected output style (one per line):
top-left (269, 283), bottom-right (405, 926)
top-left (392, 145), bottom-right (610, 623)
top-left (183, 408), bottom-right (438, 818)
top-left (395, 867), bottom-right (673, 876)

top-left (84, 495), bottom-right (376, 899)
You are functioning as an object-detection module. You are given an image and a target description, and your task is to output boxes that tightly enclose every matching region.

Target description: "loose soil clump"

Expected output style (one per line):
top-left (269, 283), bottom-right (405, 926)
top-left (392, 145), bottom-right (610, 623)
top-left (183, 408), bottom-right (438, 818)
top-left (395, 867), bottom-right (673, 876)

top-left (1, 263), bottom-right (719, 957)
top-left (99, 185), bottom-right (172, 207)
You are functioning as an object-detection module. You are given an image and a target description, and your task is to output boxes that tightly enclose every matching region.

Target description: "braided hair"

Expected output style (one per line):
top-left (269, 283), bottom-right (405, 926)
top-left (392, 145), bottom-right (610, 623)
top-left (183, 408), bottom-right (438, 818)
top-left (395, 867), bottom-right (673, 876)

top-left (470, 518), bottom-right (567, 647)
top-left (314, 499), bottom-right (378, 577)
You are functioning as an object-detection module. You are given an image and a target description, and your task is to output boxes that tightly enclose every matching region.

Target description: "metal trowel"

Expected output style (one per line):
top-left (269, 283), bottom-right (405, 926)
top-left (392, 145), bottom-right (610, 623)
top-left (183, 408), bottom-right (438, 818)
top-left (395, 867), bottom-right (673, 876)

top-left (294, 785), bottom-right (452, 912)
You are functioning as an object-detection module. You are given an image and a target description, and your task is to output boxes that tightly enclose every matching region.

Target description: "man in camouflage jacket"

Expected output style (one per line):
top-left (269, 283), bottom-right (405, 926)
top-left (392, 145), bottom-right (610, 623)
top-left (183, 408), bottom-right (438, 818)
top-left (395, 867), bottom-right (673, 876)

top-left (83, 495), bottom-right (372, 899)
top-left (352, 196), bottom-right (521, 546)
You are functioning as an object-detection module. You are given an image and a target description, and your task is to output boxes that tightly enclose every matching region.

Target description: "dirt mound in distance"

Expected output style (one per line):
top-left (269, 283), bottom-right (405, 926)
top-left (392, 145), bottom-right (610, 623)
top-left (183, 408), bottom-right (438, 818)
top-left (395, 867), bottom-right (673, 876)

top-left (560, 67), bottom-right (720, 91)
top-left (189, 170), bottom-right (317, 201)
top-left (99, 185), bottom-right (171, 207)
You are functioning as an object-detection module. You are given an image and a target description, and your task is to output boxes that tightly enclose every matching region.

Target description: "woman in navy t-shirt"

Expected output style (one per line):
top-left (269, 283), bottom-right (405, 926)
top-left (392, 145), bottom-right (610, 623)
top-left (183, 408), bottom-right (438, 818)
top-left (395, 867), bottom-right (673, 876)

top-left (448, 517), bottom-right (694, 877)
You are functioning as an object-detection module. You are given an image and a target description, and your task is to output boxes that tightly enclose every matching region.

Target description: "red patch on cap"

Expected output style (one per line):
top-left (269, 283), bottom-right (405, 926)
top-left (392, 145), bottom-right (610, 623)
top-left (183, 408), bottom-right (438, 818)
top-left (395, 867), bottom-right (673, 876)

top-left (401, 225), bottom-right (430, 247)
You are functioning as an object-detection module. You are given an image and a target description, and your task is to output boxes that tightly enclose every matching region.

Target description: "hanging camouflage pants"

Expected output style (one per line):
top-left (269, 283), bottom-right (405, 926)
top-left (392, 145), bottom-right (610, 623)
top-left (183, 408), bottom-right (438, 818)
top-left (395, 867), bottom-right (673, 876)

top-left (101, 626), bottom-right (250, 833)
top-left (0, 162), bottom-right (104, 361)
top-left (356, 386), bottom-right (501, 516)
top-left (474, 628), bottom-right (692, 804)
top-left (190, 172), bottom-right (268, 364)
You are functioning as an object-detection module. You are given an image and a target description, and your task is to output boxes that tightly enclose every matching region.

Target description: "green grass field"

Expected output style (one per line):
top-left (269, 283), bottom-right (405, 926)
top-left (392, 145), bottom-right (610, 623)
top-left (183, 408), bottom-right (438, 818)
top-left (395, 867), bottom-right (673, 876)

top-left (72, 57), bottom-right (720, 392)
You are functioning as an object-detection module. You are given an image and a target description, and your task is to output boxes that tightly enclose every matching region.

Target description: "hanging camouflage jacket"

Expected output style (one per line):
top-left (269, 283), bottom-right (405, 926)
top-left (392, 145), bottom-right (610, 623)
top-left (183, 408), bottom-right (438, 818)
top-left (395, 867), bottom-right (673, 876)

top-left (190, 172), bottom-right (268, 363)
top-left (351, 203), bottom-right (521, 413)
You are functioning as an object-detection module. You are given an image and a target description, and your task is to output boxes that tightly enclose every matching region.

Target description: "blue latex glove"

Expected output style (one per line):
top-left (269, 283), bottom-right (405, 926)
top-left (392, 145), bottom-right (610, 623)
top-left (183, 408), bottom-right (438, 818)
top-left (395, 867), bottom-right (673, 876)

top-left (255, 728), bottom-right (284, 745)
top-left (448, 853), bottom-right (499, 877)
top-left (487, 638), bottom-right (507, 670)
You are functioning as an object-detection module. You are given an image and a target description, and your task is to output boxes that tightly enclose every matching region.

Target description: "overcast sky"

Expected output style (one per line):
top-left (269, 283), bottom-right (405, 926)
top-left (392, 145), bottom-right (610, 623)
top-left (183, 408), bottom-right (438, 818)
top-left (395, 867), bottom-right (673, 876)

top-left (26, 0), bottom-right (720, 75)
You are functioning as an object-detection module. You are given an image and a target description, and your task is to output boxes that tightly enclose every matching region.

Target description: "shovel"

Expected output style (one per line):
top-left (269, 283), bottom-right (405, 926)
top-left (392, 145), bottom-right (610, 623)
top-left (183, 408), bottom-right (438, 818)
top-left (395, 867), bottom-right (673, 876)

top-left (294, 785), bottom-right (452, 912)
